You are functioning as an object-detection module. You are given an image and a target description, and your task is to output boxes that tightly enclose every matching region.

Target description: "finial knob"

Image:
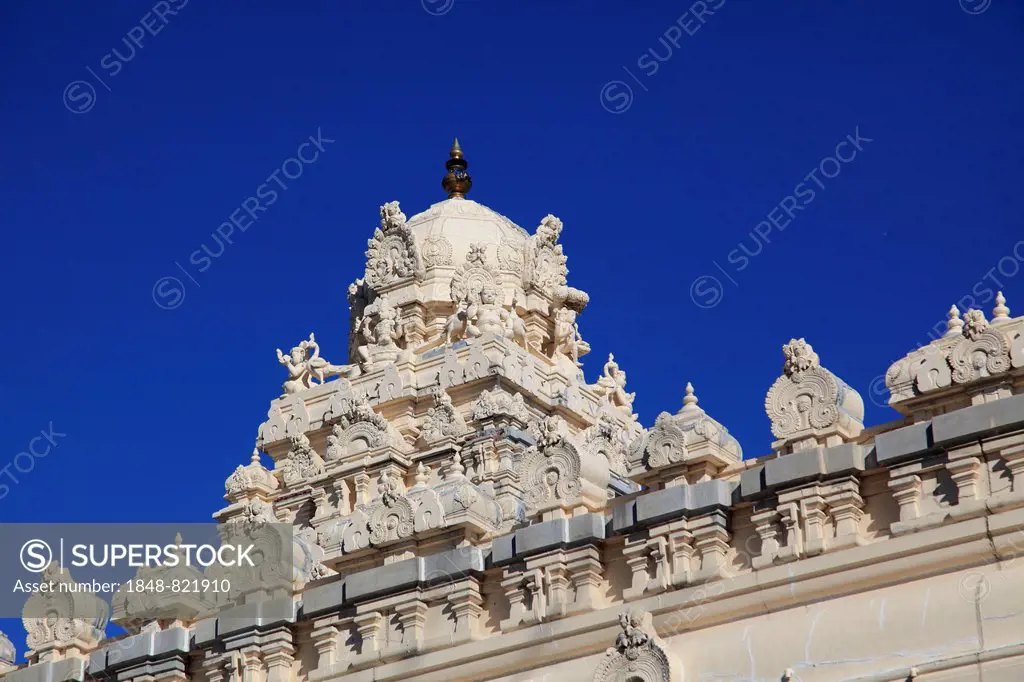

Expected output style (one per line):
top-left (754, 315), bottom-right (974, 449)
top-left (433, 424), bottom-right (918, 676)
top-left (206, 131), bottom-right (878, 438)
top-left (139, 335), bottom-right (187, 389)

top-left (442, 137), bottom-right (472, 198)
top-left (682, 382), bottom-right (699, 409)
top-left (993, 291), bottom-right (1010, 322)
top-left (945, 305), bottom-right (963, 336)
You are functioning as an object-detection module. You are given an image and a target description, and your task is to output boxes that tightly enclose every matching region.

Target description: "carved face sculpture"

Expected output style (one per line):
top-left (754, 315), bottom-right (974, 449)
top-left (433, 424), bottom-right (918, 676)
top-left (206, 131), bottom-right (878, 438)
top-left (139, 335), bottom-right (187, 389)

top-left (290, 347), bottom-right (305, 365)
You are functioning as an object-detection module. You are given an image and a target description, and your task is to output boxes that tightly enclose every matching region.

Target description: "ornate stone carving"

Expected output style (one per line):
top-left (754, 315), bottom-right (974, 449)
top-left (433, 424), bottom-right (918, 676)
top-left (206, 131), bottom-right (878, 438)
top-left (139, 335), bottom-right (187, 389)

top-left (525, 214), bottom-right (568, 292)
top-left (521, 416), bottom-right (583, 510)
top-left (885, 300), bottom-right (1022, 414)
top-left (638, 383), bottom-right (741, 484)
top-left (593, 608), bottom-right (680, 682)
top-left (281, 433), bottom-right (325, 487)
top-left (23, 564), bottom-right (107, 654)
top-left (595, 353), bottom-right (636, 416)
top-left (357, 294), bottom-right (406, 371)
top-left (367, 470), bottom-right (415, 545)
top-left (646, 412), bottom-right (687, 468)
top-left (766, 339), bottom-right (863, 452)
top-left (497, 236), bottom-right (525, 272)
top-left (238, 497), bottom-right (278, 525)
top-left (364, 201), bottom-right (423, 289)
top-left (325, 394), bottom-right (403, 460)
top-left (581, 413), bottom-right (630, 476)
top-left (421, 234), bottom-right (454, 268)
top-left (447, 244), bottom-right (508, 341)
top-left (552, 287), bottom-right (591, 366)
top-left (949, 309), bottom-right (1010, 384)
top-left (472, 388), bottom-right (529, 423)
top-left (420, 386), bottom-right (467, 443)
top-left (277, 333), bottom-right (358, 395)
top-left (225, 449), bottom-right (279, 500)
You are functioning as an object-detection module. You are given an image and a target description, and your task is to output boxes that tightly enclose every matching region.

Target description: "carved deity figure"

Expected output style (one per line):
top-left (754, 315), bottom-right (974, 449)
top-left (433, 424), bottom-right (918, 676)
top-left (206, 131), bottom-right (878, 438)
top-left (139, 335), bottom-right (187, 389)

top-left (505, 290), bottom-right (529, 348)
top-left (616, 610), bottom-right (650, 655)
top-left (596, 353), bottom-right (636, 412)
top-left (281, 433), bottom-right (325, 487)
top-left (465, 285), bottom-right (507, 338)
top-left (357, 295), bottom-right (405, 370)
top-left (446, 243), bottom-right (528, 348)
top-left (554, 307), bottom-right (586, 367)
top-left (276, 333), bottom-right (358, 395)
top-left (377, 469), bottom-right (400, 506)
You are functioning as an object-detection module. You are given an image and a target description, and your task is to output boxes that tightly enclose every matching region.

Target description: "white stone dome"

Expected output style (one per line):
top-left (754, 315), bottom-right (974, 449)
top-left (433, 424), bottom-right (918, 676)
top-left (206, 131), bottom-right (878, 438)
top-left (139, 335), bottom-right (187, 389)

top-left (406, 198), bottom-right (529, 267)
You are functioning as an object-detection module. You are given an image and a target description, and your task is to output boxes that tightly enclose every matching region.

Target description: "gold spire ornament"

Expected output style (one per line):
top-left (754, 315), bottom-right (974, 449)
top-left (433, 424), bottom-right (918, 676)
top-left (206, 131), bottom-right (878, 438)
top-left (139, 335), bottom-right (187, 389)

top-left (442, 137), bottom-right (472, 198)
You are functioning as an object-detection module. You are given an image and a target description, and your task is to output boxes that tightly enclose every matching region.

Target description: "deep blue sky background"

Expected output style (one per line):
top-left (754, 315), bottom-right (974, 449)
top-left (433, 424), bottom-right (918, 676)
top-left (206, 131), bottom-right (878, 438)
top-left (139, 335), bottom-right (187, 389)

top-left (1, 0), bottom-right (1022, 536)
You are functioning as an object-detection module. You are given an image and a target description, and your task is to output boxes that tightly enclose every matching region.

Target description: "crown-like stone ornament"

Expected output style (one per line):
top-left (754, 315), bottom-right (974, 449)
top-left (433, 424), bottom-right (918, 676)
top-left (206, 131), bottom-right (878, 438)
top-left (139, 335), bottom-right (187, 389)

top-left (885, 295), bottom-right (1023, 415)
top-left (631, 382), bottom-right (742, 487)
top-left (23, 563), bottom-right (107, 660)
top-left (765, 339), bottom-right (864, 454)
top-left (225, 448), bottom-right (279, 501)
top-left (364, 200), bottom-right (424, 289)
top-left (592, 608), bottom-right (681, 682)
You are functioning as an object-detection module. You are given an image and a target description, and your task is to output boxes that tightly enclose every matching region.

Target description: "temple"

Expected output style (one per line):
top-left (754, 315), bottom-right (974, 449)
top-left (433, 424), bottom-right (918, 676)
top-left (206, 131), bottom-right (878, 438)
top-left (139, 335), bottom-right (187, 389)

top-left (4, 142), bottom-right (1024, 682)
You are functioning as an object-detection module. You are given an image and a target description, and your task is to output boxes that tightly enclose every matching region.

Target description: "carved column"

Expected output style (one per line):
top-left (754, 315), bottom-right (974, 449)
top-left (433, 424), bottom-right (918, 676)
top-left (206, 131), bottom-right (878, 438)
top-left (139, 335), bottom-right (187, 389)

top-left (544, 564), bottom-right (570, 619)
top-left (667, 527), bottom-right (695, 586)
top-left (332, 478), bottom-right (351, 516)
top-left (800, 493), bottom-right (829, 556)
top-left (353, 472), bottom-right (371, 507)
top-left (499, 569), bottom-right (545, 631)
top-left (622, 536), bottom-right (652, 600)
top-left (889, 474), bottom-right (922, 523)
top-left (391, 600), bottom-right (428, 655)
top-left (240, 647), bottom-right (262, 682)
top-left (565, 547), bottom-right (604, 614)
top-left (775, 502), bottom-right (803, 562)
top-left (447, 582), bottom-right (483, 644)
top-left (691, 512), bottom-right (730, 582)
top-left (1004, 444), bottom-right (1024, 494)
top-left (262, 631), bottom-right (295, 682)
top-left (312, 486), bottom-right (332, 521)
top-left (751, 507), bottom-right (781, 569)
top-left (311, 623), bottom-right (340, 671)
top-left (353, 611), bottom-right (384, 658)
top-left (825, 478), bottom-right (865, 550)
top-left (946, 444), bottom-right (983, 504)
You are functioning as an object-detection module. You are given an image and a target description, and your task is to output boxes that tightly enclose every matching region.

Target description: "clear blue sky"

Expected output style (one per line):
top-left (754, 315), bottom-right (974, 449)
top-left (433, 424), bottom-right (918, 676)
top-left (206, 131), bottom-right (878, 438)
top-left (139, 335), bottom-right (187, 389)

top-left (0, 0), bottom-right (1021, 533)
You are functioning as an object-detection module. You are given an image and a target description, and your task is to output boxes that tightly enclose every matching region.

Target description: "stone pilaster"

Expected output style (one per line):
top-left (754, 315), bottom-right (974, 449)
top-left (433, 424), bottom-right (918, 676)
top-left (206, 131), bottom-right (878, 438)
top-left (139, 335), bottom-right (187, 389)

top-left (751, 506), bottom-right (781, 569)
top-left (565, 547), bottom-right (604, 614)
top-left (825, 478), bottom-right (865, 549)
top-left (691, 512), bottom-right (730, 582)
top-left (889, 472), bottom-right (923, 531)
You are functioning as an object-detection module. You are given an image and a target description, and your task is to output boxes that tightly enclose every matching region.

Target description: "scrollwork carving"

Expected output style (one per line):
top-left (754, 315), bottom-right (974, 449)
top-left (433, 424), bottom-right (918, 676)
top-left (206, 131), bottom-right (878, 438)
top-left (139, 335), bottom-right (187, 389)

top-left (593, 608), bottom-right (679, 682)
top-left (949, 309), bottom-right (1011, 384)
top-left (364, 201), bottom-right (424, 288)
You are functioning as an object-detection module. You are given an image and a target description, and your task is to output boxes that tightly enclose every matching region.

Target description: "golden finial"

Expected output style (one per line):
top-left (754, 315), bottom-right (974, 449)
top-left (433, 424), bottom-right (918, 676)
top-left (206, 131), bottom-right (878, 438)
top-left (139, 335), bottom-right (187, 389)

top-left (442, 137), bottom-right (472, 198)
